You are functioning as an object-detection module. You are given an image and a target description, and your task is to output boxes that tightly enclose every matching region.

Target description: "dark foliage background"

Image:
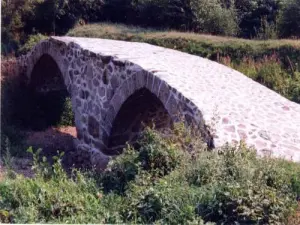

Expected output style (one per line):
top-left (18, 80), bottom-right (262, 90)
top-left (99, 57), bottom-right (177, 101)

top-left (1, 0), bottom-right (300, 56)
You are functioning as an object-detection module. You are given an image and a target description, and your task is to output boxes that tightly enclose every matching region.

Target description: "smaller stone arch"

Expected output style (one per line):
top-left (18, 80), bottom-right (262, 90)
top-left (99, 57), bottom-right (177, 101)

top-left (99, 70), bottom-right (212, 155)
top-left (108, 87), bottom-right (173, 154)
top-left (29, 54), bottom-right (66, 93)
top-left (25, 39), bottom-right (71, 91)
top-left (24, 49), bottom-right (75, 130)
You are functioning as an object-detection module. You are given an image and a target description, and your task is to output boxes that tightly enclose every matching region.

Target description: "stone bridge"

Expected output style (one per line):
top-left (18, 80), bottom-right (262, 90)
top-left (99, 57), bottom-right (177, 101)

top-left (8, 37), bottom-right (300, 167)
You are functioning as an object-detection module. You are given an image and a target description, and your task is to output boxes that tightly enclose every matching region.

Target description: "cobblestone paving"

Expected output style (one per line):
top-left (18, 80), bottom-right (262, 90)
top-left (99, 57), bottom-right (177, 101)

top-left (7, 36), bottom-right (300, 167)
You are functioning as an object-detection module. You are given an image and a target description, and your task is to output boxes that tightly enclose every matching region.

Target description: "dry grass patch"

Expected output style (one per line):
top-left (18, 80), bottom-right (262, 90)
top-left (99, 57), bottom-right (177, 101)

top-left (69, 23), bottom-right (300, 48)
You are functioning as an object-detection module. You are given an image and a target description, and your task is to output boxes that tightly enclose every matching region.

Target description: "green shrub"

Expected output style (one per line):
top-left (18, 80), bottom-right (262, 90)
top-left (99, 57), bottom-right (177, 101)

top-left (188, 145), bottom-right (298, 224)
top-left (235, 0), bottom-right (283, 38)
top-left (0, 149), bottom-right (95, 223)
top-left (190, 0), bottom-right (239, 36)
top-left (100, 146), bottom-right (140, 194)
top-left (18, 33), bottom-right (47, 55)
top-left (288, 72), bottom-right (300, 103)
top-left (58, 97), bottom-right (75, 127)
top-left (138, 128), bottom-right (182, 177)
top-left (279, 0), bottom-right (300, 38)
top-left (100, 127), bottom-right (184, 194)
top-left (1, 127), bottom-right (300, 224)
top-left (196, 181), bottom-right (295, 224)
top-left (135, 0), bottom-right (194, 30)
top-left (255, 16), bottom-right (279, 40)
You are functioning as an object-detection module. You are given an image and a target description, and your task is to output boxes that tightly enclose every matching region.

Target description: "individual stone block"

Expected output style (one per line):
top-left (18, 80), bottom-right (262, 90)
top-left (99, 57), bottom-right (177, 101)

top-left (88, 116), bottom-right (100, 138)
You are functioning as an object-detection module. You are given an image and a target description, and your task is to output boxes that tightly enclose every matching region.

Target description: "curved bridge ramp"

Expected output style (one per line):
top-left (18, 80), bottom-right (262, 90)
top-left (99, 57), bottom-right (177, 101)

top-left (19, 37), bottom-right (300, 167)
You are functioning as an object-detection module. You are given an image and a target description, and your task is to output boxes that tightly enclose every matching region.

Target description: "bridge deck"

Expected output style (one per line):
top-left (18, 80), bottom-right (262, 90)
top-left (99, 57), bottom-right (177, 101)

top-left (54, 36), bottom-right (300, 161)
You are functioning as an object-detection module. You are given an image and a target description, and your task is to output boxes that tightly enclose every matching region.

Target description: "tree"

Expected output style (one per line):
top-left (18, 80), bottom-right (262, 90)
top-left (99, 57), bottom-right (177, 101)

top-left (235, 0), bottom-right (284, 38)
top-left (278, 0), bottom-right (300, 37)
top-left (190, 0), bottom-right (239, 36)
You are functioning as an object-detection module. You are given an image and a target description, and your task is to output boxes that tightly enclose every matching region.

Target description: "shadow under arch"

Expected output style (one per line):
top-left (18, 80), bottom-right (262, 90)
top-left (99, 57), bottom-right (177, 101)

top-left (22, 54), bottom-right (74, 130)
top-left (29, 54), bottom-right (66, 92)
top-left (107, 87), bottom-right (173, 154)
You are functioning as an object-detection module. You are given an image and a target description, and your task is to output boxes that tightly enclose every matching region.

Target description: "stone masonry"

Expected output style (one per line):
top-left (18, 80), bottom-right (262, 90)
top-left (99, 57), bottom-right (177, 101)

top-left (6, 36), bottom-right (300, 168)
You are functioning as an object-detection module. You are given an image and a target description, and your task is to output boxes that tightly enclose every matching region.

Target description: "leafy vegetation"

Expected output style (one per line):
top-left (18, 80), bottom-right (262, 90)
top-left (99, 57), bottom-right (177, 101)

top-left (190, 0), bottom-right (239, 36)
top-left (1, 126), bottom-right (300, 224)
top-left (1, 0), bottom-right (103, 56)
top-left (2, 0), bottom-right (300, 56)
top-left (278, 0), bottom-right (300, 38)
top-left (18, 34), bottom-right (47, 55)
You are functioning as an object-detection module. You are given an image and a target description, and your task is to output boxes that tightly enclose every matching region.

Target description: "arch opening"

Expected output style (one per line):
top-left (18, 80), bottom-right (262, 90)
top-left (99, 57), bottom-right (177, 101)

top-left (107, 88), bottom-right (173, 154)
top-left (22, 54), bottom-right (75, 130)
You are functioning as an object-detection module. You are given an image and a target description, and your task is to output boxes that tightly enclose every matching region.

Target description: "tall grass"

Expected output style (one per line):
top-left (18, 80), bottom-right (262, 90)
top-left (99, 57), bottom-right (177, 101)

top-left (220, 54), bottom-right (300, 103)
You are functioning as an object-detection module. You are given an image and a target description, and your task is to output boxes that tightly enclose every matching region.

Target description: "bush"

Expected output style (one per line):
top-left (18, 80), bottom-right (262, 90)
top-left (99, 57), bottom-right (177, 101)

top-left (58, 97), bottom-right (75, 127)
top-left (137, 128), bottom-right (182, 176)
top-left (18, 34), bottom-right (47, 55)
top-left (100, 0), bottom-right (195, 31)
top-left (1, 0), bottom-right (104, 56)
top-left (235, 0), bottom-right (283, 38)
top-left (1, 127), bottom-right (300, 224)
top-left (100, 146), bottom-right (140, 194)
top-left (100, 127), bottom-right (186, 194)
top-left (1, 0), bottom-right (299, 57)
top-left (0, 149), bottom-right (96, 223)
top-left (135, 0), bottom-right (194, 30)
top-left (190, 0), bottom-right (239, 36)
top-left (278, 0), bottom-right (300, 38)
top-left (255, 17), bottom-right (279, 40)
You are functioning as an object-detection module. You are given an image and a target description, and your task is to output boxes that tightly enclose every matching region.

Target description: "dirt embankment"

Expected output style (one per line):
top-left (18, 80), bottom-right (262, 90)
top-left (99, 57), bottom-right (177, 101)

top-left (0, 126), bottom-right (77, 180)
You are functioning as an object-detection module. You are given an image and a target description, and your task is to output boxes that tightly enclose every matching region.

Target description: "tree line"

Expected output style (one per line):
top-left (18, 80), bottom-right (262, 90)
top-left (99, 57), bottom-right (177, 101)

top-left (2, 0), bottom-right (300, 56)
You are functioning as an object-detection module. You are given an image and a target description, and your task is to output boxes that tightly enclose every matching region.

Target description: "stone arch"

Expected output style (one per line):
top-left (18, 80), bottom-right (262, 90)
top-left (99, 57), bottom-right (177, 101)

top-left (29, 54), bottom-right (66, 93)
top-left (25, 39), bottom-right (72, 92)
top-left (25, 47), bottom-right (76, 130)
top-left (107, 87), bottom-right (173, 154)
top-left (27, 41), bottom-right (62, 76)
top-left (99, 70), bottom-right (212, 155)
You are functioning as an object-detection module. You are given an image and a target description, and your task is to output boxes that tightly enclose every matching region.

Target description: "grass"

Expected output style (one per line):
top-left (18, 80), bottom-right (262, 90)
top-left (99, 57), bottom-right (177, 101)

top-left (68, 23), bottom-right (300, 48)
top-left (1, 125), bottom-right (300, 224)
top-left (68, 23), bottom-right (300, 103)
